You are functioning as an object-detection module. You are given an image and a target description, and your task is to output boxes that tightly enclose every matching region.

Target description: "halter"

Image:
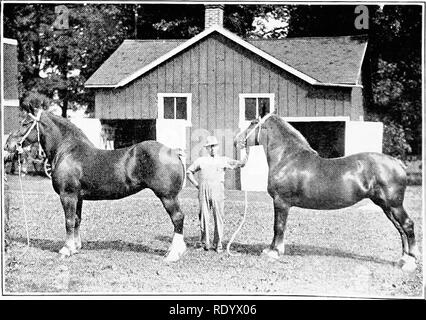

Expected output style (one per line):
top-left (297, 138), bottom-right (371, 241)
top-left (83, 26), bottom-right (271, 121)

top-left (18, 109), bottom-right (43, 157)
top-left (235, 112), bottom-right (273, 147)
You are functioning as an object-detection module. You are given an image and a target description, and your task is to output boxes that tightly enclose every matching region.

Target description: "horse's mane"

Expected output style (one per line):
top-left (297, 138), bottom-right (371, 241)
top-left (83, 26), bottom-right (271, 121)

top-left (45, 111), bottom-right (94, 146)
top-left (267, 115), bottom-right (317, 154)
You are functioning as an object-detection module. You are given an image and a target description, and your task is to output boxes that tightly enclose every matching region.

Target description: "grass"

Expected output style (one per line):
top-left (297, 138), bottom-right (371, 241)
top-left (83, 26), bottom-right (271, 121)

top-left (3, 175), bottom-right (424, 298)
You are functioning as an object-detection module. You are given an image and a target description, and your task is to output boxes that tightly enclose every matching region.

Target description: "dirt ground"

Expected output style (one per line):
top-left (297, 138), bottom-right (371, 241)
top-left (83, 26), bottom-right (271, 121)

top-left (3, 174), bottom-right (424, 298)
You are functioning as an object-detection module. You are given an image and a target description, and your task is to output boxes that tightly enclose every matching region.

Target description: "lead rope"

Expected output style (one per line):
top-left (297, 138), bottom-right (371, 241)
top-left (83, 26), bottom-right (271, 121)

top-left (226, 186), bottom-right (248, 257)
top-left (17, 152), bottom-right (31, 256)
top-left (227, 112), bottom-right (273, 256)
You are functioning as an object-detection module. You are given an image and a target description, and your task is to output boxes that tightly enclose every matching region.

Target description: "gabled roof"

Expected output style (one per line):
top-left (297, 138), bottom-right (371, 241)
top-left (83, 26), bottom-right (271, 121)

top-left (85, 26), bottom-right (367, 88)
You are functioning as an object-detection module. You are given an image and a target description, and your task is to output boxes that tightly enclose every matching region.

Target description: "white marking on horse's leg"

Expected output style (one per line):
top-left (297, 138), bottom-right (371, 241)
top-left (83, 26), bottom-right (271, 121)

top-left (277, 240), bottom-right (285, 255)
top-left (74, 229), bottom-right (82, 250)
top-left (59, 238), bottom-right (78, 257)
top-left (262, 248), bottom-right (280, 260)
top-left (164, 233), bottom-right (187, 263)
top-left (400, 254), bottom-right (417, 273)
top-left (59, 246), bottom-right (72, 258)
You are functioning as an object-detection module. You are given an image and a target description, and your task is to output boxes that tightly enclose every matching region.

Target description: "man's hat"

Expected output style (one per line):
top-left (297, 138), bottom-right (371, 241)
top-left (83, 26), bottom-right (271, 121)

top-left (204, 136), bottom-right (219, 147)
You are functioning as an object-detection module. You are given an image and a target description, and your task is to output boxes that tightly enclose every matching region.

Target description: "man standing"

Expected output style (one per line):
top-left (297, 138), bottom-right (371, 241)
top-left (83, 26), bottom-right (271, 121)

top-left (186, 136), bottom-right (249, 252)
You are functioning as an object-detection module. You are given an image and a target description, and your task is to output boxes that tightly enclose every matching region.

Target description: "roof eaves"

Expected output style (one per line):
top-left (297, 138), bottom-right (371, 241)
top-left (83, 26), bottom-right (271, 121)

top-left (114, 27), bottom-right (218, 88)
top-left (314, 82), bottom-right (363, 88)
top-left (2, 38), bottom-right (18, 45)
top-left (355, 40), bottom-right (369, 85)
top-left (115, 25), bottom-right (319, 88)
top-left (85, 84), bottom-right (117, 88)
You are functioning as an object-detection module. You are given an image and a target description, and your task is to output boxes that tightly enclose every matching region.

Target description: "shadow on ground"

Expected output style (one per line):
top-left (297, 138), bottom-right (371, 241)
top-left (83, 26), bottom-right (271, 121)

top-left (11, 237), bottom-right (168, 257)
top-left (11, 235), bottom-right (396, 267)
top-left (157, 235), bottom-right (396, 266)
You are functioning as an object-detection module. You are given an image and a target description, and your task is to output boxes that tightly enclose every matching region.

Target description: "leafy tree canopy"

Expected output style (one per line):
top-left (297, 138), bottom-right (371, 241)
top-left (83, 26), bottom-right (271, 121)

top-left (3, 4), bottom-right (422, 156)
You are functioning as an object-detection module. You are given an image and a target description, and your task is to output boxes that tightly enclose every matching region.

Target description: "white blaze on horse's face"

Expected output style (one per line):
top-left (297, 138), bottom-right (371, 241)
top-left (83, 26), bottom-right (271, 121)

top-left (245, 120), bottom-right (260, 147)
top-left (11, 115), bottom-right (39, 149)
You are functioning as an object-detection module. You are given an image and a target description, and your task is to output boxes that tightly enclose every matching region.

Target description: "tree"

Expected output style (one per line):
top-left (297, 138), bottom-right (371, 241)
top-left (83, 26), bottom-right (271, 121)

top-left (286, 4), bottom-right (422, 157)
top-left (3, 3), bottom-right (132, 117)
top-left (4, 4), bottom-right (268, 118)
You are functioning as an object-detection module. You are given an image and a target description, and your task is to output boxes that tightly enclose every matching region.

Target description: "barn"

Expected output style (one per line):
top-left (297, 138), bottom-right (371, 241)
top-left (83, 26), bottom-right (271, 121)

top-left (2, 38), bottom-right (20, 135)
top-left (85, 5), bottom-right (383, 190)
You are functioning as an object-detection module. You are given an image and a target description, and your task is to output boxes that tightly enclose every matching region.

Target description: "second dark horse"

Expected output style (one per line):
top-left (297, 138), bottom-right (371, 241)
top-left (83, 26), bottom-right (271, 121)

top-left (235, 114), bottom-right (420, 272)
top-left (5, 105), bottom-right (187, 262)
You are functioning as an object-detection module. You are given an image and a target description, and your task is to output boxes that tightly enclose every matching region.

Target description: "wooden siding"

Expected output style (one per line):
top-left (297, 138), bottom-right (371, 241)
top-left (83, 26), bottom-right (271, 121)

top-left (3, 43), bottom-right (19, 101)
top-left (94, 33), bottom-right (360, 188)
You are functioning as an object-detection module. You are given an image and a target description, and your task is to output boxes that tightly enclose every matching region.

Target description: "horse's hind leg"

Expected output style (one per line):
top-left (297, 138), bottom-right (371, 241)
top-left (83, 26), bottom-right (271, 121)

top-left (160, 196), bottom-right (187, 262)
top-left (59, 193), bottom-right (79, 257)
top-left (372, 196), bottom-right (418, 271)
top-left (389, 205), bottom-right (419, 260)
top-left (263, 196), bottom-right (289, 260)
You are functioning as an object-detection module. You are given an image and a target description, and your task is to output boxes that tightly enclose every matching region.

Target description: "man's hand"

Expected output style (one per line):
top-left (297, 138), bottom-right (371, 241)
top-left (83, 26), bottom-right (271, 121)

top-left (186, 170), bottom-right (199, 189)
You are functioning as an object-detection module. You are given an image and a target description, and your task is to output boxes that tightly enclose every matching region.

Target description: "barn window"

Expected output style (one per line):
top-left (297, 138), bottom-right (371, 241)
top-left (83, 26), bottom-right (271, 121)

top-left (239, 94), bottom-right (275, 127)
top-left (158, 93), bottom-right (192, 124)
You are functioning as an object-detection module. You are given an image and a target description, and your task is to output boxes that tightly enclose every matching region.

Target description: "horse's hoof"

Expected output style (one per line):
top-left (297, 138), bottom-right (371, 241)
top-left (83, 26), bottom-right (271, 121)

top-left (262, 248), bottom-right (280, 260)
top-left (399, 255), bottom-right (417, 273)
top-left (163, 249), bottom-right (186, 263)
top-left (58, 246), bottom-right (76, 258)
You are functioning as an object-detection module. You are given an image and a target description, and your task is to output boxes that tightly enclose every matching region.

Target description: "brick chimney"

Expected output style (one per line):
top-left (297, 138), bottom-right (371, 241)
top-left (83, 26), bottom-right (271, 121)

top-left (204, 4), bottom-right (224, 29)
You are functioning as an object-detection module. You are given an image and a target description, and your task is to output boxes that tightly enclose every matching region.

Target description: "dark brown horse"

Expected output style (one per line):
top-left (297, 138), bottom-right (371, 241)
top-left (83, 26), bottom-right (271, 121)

top-left (235, 114), bottom-right (419, 271)
top-left (4, 106), bottom-right (187, 262)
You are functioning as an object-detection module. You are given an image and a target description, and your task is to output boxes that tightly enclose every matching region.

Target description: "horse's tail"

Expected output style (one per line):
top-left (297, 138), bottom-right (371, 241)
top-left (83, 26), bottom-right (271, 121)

top-left (175, 148), bottom-right (187, 190)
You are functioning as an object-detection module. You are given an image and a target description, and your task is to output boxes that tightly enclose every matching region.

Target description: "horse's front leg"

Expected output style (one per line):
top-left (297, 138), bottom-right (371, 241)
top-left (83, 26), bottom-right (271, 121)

top-left (263, 196), bottom-right (289, 260)
top-left (74, 198), bottom-right (83, 251)
top-left (160, 196), bottom-right (187, 262)
top-left (59, 193), bottom-right (79, 258)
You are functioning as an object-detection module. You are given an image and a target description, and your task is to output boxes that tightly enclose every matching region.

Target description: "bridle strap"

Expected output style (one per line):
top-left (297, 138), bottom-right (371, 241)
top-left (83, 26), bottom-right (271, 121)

top-left (18, 110), bottom-right (43, 157)
top-left (242, 112), bottom-right (273, 144)
top-left (255, 121), bottom-right (262, 145)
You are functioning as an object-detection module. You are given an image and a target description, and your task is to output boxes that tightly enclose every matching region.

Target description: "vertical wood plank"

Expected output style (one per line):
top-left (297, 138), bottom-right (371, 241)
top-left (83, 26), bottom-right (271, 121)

top-left (335, 89), bottom-right (345, 116)
top-left (232, 47), bottom-right (241, 129)
top-left (306, 87), bottom-right (316, 117)
top-left (269, 70), bottom-right (279, 114)
top-left (199, 84), bottom-right (208, 131)
top-left (242, 52), bottom-right (251, 93)
top-left (288, 81), bottom-right (297, 116)
top-left (173, 54), bottom-right (183, 92)
top-left (251, 59), bottom-right (261, 92)
top-left (207, 37), bottom-right (216, 131)
top-left (325, 88), bottom-right (335, 116)
top-left (315, 88), bottom-right (326, 116)
top-left (297, 82), bottom-right (306, 117)
top-left (343, 90), bottom-right (351, 118)
top-left (165, 61), bottom-right (174, 92)
top-left (181, 49), bottom-right (191, 93)
top-left (140, 78), bottom-right (150, 118)
top-left (199, 38), bottom-right (208, 86)
top-left (278, 76), bottom-right (288, 117)
top-left (259, 61), bottom-right (270, 93)
top-left (147, 70), bottom-right (156, 119)
top-left (224, 41), bottom-right (234, 86)
top-left (134, 78), bottom-right (143, 119)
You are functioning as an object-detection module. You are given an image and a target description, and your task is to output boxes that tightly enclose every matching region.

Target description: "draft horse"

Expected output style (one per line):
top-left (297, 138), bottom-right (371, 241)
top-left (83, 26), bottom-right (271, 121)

top-left (5, 105), bottom-right (187, 262)
top-left (235, 113), bottom-right (420, 271)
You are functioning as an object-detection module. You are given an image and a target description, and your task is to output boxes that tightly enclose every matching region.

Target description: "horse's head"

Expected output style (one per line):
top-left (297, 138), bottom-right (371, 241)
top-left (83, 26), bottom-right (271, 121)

top-left (4, 109), bottom-right (42, 153)
top-left (234, 113), bottom-right (275, 149)
top-left (234, 119), bottom-right (260, 150)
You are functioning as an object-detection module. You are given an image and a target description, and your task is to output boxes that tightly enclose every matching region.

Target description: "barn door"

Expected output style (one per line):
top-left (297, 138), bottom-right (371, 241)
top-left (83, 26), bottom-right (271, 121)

top-left (238, 94), bottom-right (274, 191)
top-left (156, 93), bottom-right (192, 150)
